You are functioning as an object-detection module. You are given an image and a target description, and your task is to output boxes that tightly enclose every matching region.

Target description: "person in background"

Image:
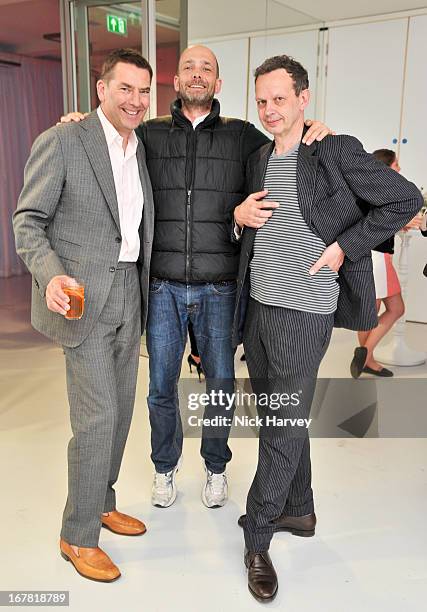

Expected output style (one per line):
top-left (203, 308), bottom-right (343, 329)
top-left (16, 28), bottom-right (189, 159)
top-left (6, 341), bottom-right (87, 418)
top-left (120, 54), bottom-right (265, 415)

top-left (187, 321), bottom-right (204, 381)
top-left (352, 148), bottom-right (422, 378)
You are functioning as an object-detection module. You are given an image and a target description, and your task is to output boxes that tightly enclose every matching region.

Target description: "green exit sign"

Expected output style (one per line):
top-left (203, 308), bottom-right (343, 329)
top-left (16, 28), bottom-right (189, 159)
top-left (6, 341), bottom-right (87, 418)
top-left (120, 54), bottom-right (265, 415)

top-left (106, 14), bottom-right (127, 36)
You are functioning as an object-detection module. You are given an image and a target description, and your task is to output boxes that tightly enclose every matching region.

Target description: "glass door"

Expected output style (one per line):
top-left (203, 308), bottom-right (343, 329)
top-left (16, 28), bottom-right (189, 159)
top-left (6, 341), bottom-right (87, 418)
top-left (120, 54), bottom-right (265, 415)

top-left (60, 0), bottom-right (186, 116)
top-left (63, 0), bottom-right (149, 113)
top-left (155, 0), bottom-right (183, 115)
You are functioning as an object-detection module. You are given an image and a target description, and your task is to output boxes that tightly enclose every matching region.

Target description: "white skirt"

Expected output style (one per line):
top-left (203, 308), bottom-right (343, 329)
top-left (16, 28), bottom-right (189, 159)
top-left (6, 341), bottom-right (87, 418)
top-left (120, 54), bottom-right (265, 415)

top-left (371, 251), bottom-right (401, 300)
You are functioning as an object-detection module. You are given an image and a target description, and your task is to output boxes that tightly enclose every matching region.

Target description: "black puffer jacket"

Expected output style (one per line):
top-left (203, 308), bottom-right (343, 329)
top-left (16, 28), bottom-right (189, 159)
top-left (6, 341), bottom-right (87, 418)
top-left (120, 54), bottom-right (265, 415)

top-left (138, 99), bottom-right (269, 282)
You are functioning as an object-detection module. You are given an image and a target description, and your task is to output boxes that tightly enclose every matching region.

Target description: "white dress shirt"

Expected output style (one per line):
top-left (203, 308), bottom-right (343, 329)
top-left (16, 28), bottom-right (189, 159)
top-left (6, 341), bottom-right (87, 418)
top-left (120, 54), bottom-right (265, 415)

top-left (192, 113), bottom-right (209, 129)
top-left (97, 106), bottom-right (144, 262)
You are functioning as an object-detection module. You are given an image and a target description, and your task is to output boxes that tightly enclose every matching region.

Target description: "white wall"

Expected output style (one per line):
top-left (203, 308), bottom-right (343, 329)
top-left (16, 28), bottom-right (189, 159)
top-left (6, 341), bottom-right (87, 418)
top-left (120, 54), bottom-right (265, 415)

top-left (188, 0), bottom-right (318, 40)
top-left (394, 232), bottom-right (427, 323)
top-left (188, 0), bottom-right (427, 40)
top-left (324, 19), bottom-right (407, 152)
top-left (247, 29), bottom-right (319, 133)
top-left (398, 14), bottom-right (427, 189)
top-left (397, 14), bottom-right (427, 322)
top-left (204, 38), bottom-right (249, 119)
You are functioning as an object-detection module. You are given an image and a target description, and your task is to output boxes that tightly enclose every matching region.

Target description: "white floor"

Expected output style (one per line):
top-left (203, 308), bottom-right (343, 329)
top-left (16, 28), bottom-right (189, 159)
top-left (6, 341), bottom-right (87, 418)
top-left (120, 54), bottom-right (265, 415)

top-left (1, 275), bottom-right (427, 612)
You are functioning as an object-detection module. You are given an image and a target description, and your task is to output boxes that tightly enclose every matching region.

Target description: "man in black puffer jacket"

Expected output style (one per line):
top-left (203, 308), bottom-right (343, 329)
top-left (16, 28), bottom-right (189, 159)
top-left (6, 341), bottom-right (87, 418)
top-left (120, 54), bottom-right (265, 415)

top-left (139, 45), bottom-right (331, 509)
top-left (60, 45), bottom-right (329, 509)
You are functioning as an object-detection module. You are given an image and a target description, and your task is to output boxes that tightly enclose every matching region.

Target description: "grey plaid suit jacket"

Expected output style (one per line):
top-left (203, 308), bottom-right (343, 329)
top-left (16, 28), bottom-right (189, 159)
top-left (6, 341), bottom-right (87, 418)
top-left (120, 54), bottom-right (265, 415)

top-left (13, 111), bottom-right (154, 348)
top-left (232, 133), bottom-right (423, 347)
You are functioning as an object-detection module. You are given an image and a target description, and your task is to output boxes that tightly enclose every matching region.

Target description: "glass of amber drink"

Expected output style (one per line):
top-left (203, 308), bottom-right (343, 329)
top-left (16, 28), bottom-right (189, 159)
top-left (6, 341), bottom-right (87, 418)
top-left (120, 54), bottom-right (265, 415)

top-left (63, 281), bottom-right (85, 320)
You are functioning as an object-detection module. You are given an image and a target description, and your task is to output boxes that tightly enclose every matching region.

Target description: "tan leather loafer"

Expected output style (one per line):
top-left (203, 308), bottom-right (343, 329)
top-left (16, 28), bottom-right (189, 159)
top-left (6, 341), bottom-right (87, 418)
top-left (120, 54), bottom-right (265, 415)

top-left (101, 510), bottom-right (147, 536)
top-left (60, 539), bottom-right (121, 582)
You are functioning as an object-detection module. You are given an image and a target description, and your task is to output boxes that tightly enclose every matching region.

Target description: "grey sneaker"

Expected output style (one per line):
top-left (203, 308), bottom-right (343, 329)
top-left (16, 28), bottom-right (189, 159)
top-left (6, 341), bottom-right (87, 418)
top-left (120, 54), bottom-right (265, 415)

top-left (201, 466), bottom-right (228, 508)
top-left (151, 456), bottom-right (182, 508)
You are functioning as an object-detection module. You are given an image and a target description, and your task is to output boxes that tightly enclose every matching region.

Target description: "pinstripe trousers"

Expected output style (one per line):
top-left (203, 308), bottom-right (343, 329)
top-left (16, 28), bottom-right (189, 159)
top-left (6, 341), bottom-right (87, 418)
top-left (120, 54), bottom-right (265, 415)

top-left (60, 262), bottom-right (141, 548)
top-left (243, 297), bottom-right (334, 552)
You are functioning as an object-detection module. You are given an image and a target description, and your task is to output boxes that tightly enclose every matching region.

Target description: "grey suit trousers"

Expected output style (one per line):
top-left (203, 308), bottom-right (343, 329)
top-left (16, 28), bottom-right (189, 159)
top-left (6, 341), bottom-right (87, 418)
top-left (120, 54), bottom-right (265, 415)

top-left (243, 298), bottom-right (334, 552)
top-left (60, 262), bottom-right (141, 547)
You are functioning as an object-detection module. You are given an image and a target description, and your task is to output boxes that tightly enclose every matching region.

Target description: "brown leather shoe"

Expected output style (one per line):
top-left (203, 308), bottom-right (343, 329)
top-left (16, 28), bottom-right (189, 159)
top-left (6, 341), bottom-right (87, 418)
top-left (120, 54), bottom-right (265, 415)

top-left (244, 549), bottom-right (278, 603)
top-left (238, 512), bottom-right (316, 537)
top-left (101, 511), bottom-right (147, 536)
top-left (60, 539), bottom-right (121, 582)
top-left (274, 512), bottom-right (316, 536)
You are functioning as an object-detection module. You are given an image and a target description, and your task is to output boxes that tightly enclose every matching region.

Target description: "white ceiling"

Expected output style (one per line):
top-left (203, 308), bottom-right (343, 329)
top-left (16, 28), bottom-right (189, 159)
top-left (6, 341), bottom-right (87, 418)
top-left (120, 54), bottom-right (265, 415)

top-left (189, 0), bottom-right (427, 39)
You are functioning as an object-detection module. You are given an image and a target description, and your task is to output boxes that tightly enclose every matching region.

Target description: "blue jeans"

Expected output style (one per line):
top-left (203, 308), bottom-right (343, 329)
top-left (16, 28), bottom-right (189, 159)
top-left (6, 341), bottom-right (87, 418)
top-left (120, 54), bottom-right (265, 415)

top-left (146, 279), bottom-right (237, 474)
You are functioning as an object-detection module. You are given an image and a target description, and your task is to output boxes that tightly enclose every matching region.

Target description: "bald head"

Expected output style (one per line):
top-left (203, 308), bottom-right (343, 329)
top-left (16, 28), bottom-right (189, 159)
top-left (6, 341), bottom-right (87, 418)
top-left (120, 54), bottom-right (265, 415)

top-left (174, 44), bottom-right (222, 112)
top-left (178, 45), bottom-right (219, 78)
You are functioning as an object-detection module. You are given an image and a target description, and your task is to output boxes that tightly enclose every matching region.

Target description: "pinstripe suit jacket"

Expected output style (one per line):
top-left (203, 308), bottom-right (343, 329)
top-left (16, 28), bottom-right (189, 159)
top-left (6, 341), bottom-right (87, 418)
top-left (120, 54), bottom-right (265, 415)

top-left (13, 111), bottom-right (154, 348)
top-left (232, 133), bottom-right (423, 347)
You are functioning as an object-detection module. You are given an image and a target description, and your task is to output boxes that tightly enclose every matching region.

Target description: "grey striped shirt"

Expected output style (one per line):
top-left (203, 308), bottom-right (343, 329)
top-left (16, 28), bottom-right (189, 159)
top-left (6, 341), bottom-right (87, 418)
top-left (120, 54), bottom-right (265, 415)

top-left (250, 144), bottom-right (340, 314)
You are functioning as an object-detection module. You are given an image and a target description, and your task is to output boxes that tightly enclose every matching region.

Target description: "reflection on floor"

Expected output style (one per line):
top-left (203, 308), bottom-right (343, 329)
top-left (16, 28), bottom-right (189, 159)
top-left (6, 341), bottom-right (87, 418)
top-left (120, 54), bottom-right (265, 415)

top-left (1, 275), bottom-right (426, 612)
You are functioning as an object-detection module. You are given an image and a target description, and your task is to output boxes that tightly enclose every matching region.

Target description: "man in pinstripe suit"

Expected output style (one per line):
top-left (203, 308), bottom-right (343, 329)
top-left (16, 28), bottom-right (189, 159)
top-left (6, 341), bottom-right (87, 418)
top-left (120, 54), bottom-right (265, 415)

top-left (232, 54), bottom-right (422, 603)
top-left (13, 50), bottom-right (155, 582)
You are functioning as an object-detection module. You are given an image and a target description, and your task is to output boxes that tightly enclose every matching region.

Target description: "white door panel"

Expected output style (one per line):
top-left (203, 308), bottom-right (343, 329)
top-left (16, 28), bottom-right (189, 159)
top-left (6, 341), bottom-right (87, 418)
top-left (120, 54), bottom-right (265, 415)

top-left (325, 19), bottom-right (407, 153)
top-left (398, 15), bottom-right (427, 190)
top-left (205, 38), bottom-right (249, 120)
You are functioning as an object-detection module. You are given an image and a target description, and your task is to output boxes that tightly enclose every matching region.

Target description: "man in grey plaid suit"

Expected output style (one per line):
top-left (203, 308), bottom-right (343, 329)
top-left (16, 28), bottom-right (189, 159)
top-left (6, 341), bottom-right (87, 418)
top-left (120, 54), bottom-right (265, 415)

top-left (13, 49), bottom-right (154, 582)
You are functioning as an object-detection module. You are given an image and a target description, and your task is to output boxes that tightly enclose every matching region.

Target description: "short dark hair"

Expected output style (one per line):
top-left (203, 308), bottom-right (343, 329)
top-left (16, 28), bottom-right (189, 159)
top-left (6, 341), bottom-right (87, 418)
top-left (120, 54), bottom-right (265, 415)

top-left (99, 48), bottom-right (153, 82)
top-left (254, 54), bottom-right (309, 95)
top-left (373, 148), bottom-right (396, 167)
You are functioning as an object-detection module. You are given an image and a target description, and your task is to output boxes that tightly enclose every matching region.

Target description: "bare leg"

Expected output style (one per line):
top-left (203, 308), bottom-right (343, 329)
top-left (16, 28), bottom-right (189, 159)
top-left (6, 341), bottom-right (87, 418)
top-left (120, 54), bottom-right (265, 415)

top-left (357, 300), bottom-right (381, 348)
top-left (362, 294), bottom-right (405, 370)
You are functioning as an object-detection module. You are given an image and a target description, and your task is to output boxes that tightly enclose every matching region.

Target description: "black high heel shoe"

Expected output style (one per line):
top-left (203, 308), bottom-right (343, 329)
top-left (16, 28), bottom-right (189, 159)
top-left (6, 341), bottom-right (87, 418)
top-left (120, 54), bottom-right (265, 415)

top-left (187, 354), bottom-right (204, 382)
